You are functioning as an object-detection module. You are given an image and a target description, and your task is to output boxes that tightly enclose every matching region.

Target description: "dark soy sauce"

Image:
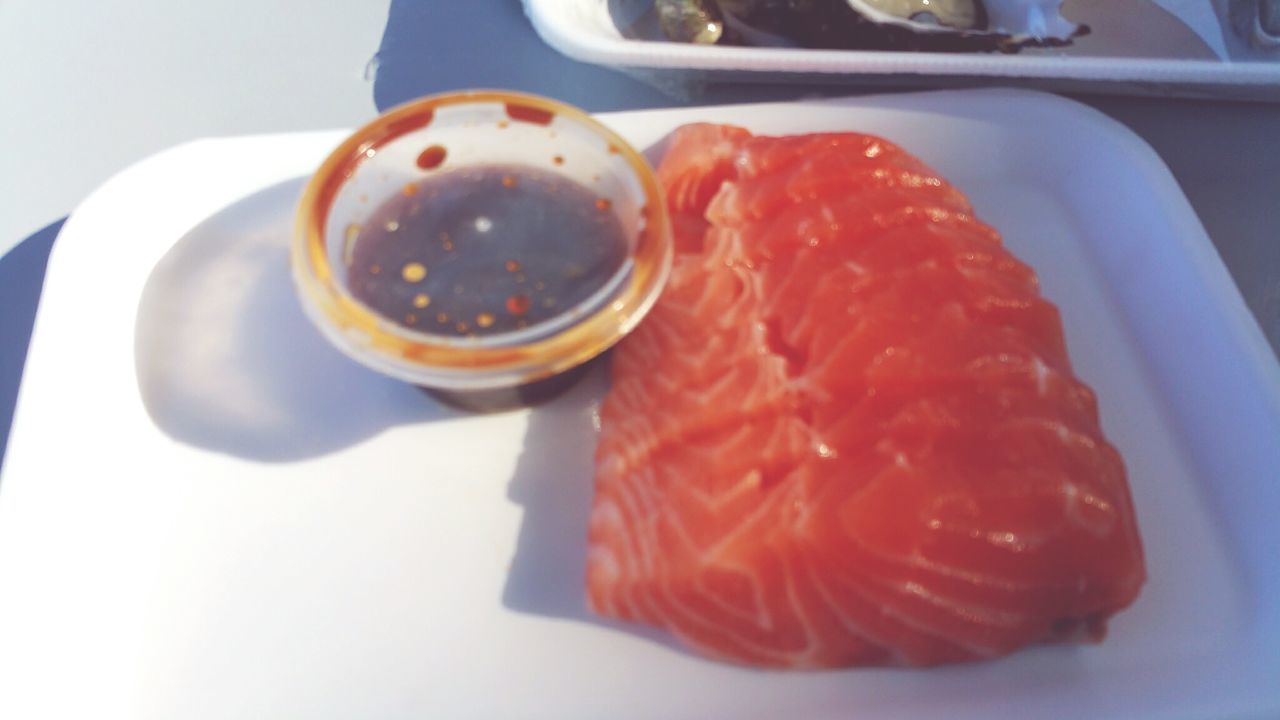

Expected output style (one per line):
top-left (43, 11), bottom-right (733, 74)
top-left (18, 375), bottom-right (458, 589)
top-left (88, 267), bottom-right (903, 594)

top-left (347, 164), bottom-right (629, 338)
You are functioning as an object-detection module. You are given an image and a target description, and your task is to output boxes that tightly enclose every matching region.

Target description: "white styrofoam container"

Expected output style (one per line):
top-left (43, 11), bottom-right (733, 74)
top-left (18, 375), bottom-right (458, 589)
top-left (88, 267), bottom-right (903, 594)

top-left (525, 0), bottom-right (1280, 99)
top-left (0, 90), bottom-right (1277, 719)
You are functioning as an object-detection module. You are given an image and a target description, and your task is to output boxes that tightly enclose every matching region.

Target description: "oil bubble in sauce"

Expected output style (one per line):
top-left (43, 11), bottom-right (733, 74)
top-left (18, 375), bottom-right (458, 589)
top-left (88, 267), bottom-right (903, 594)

top-left (347, 164), bottom-right (629, 338)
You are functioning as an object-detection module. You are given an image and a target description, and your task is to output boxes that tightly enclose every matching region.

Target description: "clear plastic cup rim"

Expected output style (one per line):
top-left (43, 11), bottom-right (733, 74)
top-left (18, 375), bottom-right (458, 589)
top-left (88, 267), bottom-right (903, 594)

top-left (290, 90), bottom-right (673, 391)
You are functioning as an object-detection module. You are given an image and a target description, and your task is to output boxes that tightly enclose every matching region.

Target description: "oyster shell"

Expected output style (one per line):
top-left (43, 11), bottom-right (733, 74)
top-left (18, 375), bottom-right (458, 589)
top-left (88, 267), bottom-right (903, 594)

top-left (855, 0), bottom-right (984, 31)
top-left (852, 0), bottom-right (1083, 44)
top-left (693, 0), bottom-right (1087, 52)
top-left (655, 0), bottom-right (726, 44)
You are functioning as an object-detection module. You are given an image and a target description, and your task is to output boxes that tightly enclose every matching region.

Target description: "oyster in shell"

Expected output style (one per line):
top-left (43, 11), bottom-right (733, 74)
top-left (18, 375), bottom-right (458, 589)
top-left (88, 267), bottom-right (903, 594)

top-left (657, 0), bottom-right (1086, 52)
top-left (850, 0), bottom-right (1084, 46)
top-left (656, 0), bottom-right (727, 44)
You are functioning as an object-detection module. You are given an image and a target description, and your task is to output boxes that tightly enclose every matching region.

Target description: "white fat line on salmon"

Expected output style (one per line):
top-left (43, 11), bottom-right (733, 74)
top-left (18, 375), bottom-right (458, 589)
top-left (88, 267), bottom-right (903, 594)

top-left (841, 483), bottom-right (1078, 594)
top-left (787, 496), bottom-right (819, 541)
top-left (862, 571), bottom-right (1031, 652)
top-left (829, 568), bottom-right (1006, 660)
top-left (928, 510), bottom-right (1056, 555)
top-left (599, 427), bottom-right (650, 480)
top-left (923, 522), bottom-right (1040, 554)
top-left (643, 550), bottom-right (796, 666)
top-left (584, 585), bottom-right (614, 617)
top-left (684, 554), bottom-right (774, 630)
top-left (777, 551), bottom-right (825, 669)
top-left (1056, 424), bottom-right (1072, 444)
top-left (786, 373), bottom-right (831, 407)
top-left (604, 472), bottom-right (672, 626)
top-left (764, 273), bottom-right (824, 345)
top-left (615, 402), bottom-right (797, 486)
top-left (999, 414), bottom-right (1099, 443)
top-left (982, 530), bottom-right (1032, 552)
top-left (658, 582), bottom-right (791, 664)
top-left (605, 466), bottom-right (658, 578)
top-left (860, 516), bottom-right (1091, 597)
top-left (587, 500), bottom-right (644, 605)
top-left (612, 372), bottom-right (762, 465)
top-left (613, 396), bottom-right (663, 448)
top-left (695, 364), bottom-right (769, 414)
top-left (896, 580), bottom-right (1028, 630)
top-left (667, 159), bottom-right (715, 212)
top-left (788, 208), bottom-right (829, 248)
top-left (586, 545), bottom-right (622, 588)
top-left (988, 415), bottom-right (1121, 538)
top-left (912, 546), bottom-right (1083, 593)
top-left (588, 500), bottom-right (626, 538)
top-left (617, 524), bottom-right (667, 626)
top-left (613, 376), bottom-right (663, 419)
top-left (671, 175), bottom-right (698, 211)
top-left (1061, 481), bottom-right (1118, 538)
top-left (843, 260), bottom-right (869, 276)
top-left (714, 272), bottom-right (763, 333)
top-left (818, 202), bottom-right (838, 228)
top-left (897, 169), bottom-right (945, 191)
top-left (894, 452), bottom-right (913, 471)
top-left (899, 522), bottom-right (1059, 589)
top-left (633, 468), bottom-right (667, 575)
top-left (699, 335), bottom-right (737, 379)
top-left (963, 352), bottom-right (1075, 401)
top-left (801, 554), bottom-right (911, 666)
top-left (633, 466), bottom-right (667, 522)
top-left (916, 254), bottom-right (944, 272)
top-left (690, 272), bottom-right (740, 323)
top-left (669, 255), bottom-right (708, 286)
top-left (588, 527), bottom-right (650, 617)
top-left (646, 351), bottom-right (708, 399)
top-left (802, 317), bottom-right (876, 385)
top-left (696, 472), bottom-right (801, 569)
top-left (704, 571), bottom-right (775, 633)
top-left (650, 310), bottom-right (694, 350)
top-left (698, 228), bottom-right (741, 262)
top-left (684, 468), bottom-right (763, 513)
top-left (952, 260), bottom-right (985, 284)
top-left (610, 369), bottom-right (650, 406)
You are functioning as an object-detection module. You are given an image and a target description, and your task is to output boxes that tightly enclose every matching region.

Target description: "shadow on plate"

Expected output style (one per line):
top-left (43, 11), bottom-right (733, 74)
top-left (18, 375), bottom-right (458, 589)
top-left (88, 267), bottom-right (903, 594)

top-left (501, 358), bottom-right (695, 659)
top-left (134, 178), bottom-right (456, 463)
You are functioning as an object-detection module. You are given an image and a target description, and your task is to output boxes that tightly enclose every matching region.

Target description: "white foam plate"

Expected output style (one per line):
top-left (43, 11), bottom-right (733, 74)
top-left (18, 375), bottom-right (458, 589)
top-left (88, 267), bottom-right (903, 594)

top-left (525, 0), bottom-right (1280, 99)
top-left (1, 90), bottom-right (1278, 720)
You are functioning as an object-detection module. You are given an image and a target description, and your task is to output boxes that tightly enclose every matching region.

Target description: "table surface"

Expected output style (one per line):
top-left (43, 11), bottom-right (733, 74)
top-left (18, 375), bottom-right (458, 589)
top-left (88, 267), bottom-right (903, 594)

top-left (1, 0), bottom-right (1278, 471)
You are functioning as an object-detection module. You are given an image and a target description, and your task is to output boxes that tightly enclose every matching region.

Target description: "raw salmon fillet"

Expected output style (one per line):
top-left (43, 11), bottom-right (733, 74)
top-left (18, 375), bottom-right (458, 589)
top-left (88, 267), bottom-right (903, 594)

top-left (586, 124), bottom-right (1146, 668)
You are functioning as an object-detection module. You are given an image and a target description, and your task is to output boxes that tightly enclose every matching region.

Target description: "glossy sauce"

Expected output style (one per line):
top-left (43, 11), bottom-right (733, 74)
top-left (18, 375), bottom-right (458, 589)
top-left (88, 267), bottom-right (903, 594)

top-left (348, 164), bottom-right (629, 337)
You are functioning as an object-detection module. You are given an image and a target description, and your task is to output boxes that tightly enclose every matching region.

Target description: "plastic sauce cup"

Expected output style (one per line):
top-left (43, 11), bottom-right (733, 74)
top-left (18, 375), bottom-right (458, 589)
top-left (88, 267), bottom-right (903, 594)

top-left (291, 90), bottom-right (672, 411)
